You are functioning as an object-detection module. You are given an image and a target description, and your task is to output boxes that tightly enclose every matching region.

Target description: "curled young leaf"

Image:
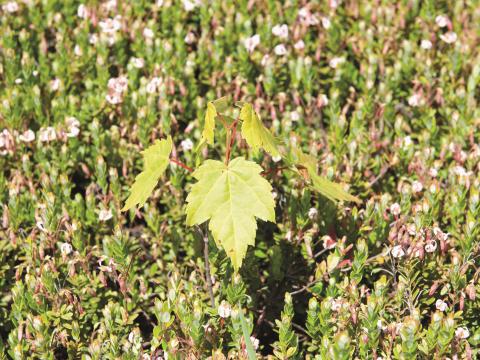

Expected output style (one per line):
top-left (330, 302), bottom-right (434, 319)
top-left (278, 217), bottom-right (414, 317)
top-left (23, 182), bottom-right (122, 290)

top-left (122, 136), bottom-right (173, 211)
top-left (201, 102), bottom-right (217, 145)
top-left (240, 103), bottom-right (280, 157)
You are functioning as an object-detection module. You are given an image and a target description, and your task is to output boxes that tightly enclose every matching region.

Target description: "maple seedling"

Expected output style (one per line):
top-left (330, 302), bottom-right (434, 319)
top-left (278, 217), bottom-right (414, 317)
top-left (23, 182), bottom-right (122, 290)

top-left (122, 97), bottom-right (360, 271)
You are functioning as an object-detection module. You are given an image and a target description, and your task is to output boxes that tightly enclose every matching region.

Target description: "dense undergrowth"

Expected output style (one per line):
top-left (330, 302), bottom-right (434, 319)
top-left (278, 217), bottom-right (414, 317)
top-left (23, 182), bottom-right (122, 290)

top-left (1, 0), bottom-right (480, 358)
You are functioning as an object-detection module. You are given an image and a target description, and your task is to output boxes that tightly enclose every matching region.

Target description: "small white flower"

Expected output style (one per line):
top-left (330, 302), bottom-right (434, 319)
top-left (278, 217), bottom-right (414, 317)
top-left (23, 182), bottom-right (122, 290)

top-left (408, 93), bottom-right (422, 107)
top-left (182, 0), bottom-right (197, 11)
top-left (156, 0), bottom-right (164, 5)
top-left (429, 168), bottom-right (438, 177)
top-left (435, 15), bottom-right (449, 28)
top-left (298, 8), bottom-right (309, 19)
top-left (19, 129), bottom-right (35, 143)
top-left (184, 32), bottom-right (196, 44)
top-left (330, 0), bottom-right (340, 8)
top-left (261, 54), bottom-right (270, 66)
top-left (272, 24), bottom-right (289, 39)
top-left (74, 44), bottom-right (83, 57)
top-left (331, 298), bottom-right (343, 311)
top-left (294, 40), bottom-right (305, 50)
top-left (452, 165), bottom-right (467, 177)
top-left (131, 57), bottom-right (144, 69)
top-left (272, 155), bottom-right (282, 163)
top-left (146, 77), bottom-right (162, 94)
top-left (403, 136), bottom-right (413, 148)
top-left (319, 94), bottom-right (329, 106)
top-left (412, 180), bottom-right (423, 193)
top-left (321, 17), bottom-right (331, 29)
top-left (329, 57), bottom-right (345, 69)
top-left (390, 203), bottom-right (401, 216)
top-left (99, 17), bottom-right (122, 34)
top-left (274, 44), bottom-right (287, 56)
top-left (77, 4), bottom-right (88, 18)
top-left (128, 331), bottom-right (136, 343)
top-left (50, 78), bottom-right (61, 91)
top-left (291, 111), bottom-right (300, 121)
top-left (218, 300), bottom-right (232, 318)
top-left (440, 31), bottom-right (457, 44)
top-left (322, 235), bottom-right (336, 249)
top-left (103, 0), bottom-right (117, 12)
top-left (143, 27), bottom-right (154, 39)
top-left (87, 34), bottom-right (98, 45)
top-left (15, 78), bottom-right (22, 84)
top-left (65, 117), bottom-right (80, 138)
top-left (2, 1), bottom-right (19, 13)
top-left (36, 220), bottom-right (47, 232)
top-left (425, 240), bottom-right (437, 253)
top-left (108, 76), bottom-right (128, 93)
top-left (435, 299), bottom-right (447, 312)
top-left (244, 34), bottom-right (260, 53)
top-left (106, 93), bottom-right (122, 105)
top-left (39, 127), bottom-right (57, 142)
top-left (0, 131), bottom-right (7, 148)
top-left (455, 326), bottom-right (470, 339)
top-left (60, 242), bottom-right (73, 256)
top-left (307, 14), bottom-right (320, 26)
top-left (433, 227), bottom-right (449, 242)
top-left (308, 208), bottom-right (318, 219)
top-left (285, 230), bottom-right (293, 241)
top-left (180, 138), bottom-right (194, 151)
top-left (98, 209), bottom-right (113, 222)
top-left (421, 39), bottom-right (432, 50)
top-left (391, 245), bottom-right (405, 258)
top-left (250, 336), bottom-right (260, 350)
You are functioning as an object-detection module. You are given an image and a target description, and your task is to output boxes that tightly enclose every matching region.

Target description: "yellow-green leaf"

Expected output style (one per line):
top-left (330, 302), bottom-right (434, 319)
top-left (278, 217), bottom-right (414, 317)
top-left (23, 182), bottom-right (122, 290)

top-left (212, 95), bottom-right (230, 113)
top-left (240, 103), bottom-right (280, 157)
top-left (289, 145), bottom-right (360, 203)
top-left (201, 102), bottom-right (217, 145)
top-left (186, 157), bottom-right (275, 270)
top-left (307, 166), bottom-right (361, 203)
top-left (122, 136), bottom-right (172, 211)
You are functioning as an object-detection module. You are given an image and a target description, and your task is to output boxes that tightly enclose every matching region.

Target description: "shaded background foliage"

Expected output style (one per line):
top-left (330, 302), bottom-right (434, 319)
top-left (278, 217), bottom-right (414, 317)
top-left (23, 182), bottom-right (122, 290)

top-left (1, 0), bottom-right (480, 358)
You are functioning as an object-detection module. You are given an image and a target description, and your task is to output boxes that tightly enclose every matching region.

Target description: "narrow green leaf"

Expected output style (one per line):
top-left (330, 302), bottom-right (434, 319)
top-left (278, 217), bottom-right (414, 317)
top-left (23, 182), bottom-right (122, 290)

top-left (240, 103), bottom-right (280, 157)
top-left (122, 136), bottom-right (172, 211)
top-left (308, 166), bottom-right (361, 203)
top-left (185, 157), bottom-right (275, 270)
top-left (238, 308), bottom-right (257, 360)
top-left (289, 145), bottom-right (360, 203)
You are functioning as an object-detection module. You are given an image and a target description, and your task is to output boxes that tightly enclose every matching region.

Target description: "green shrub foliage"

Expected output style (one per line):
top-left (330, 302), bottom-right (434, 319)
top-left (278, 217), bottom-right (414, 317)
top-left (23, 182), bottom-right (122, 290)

top-left (1, 0), bottom-right (480, 358)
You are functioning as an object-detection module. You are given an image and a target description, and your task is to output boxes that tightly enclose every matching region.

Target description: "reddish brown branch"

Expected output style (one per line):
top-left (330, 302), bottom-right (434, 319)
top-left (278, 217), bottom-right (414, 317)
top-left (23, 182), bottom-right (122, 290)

top-left (261, 166), bottom-right (290, 177)
top-left (225, 118), bottom-right (239, 165)
top-left (170, 158), bottom-right (194, 173)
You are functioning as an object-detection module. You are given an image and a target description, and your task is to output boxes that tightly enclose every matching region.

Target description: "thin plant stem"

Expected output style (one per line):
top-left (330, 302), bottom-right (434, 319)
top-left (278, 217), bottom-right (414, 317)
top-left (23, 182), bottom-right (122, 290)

top-left (200, 226), bottom-right (215, 307)
top-left (170, 158), bottom-right (194, 172)
top-left (225, 118), bottom-right (239, 165)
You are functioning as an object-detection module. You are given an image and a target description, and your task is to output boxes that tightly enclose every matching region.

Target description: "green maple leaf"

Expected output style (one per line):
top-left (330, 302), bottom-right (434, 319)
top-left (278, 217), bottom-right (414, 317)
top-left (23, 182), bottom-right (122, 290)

top-left (186, 157), bottom-right (275, 270)
top-left (201, 102), bottom-right (217, 145)
top-left (122, 136), bottom-right (173, 211)
top-left (240, 103), bottom-right (280, 157)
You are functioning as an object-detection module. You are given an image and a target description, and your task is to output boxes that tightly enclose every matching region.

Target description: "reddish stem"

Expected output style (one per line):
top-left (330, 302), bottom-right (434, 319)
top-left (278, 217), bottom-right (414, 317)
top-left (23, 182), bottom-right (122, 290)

top-left (170, 158), bottom-right (194, 172)
top-left (225, 119), bottom-right (239, 165)
top-left (261, 166), bottom-right (290, 177)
